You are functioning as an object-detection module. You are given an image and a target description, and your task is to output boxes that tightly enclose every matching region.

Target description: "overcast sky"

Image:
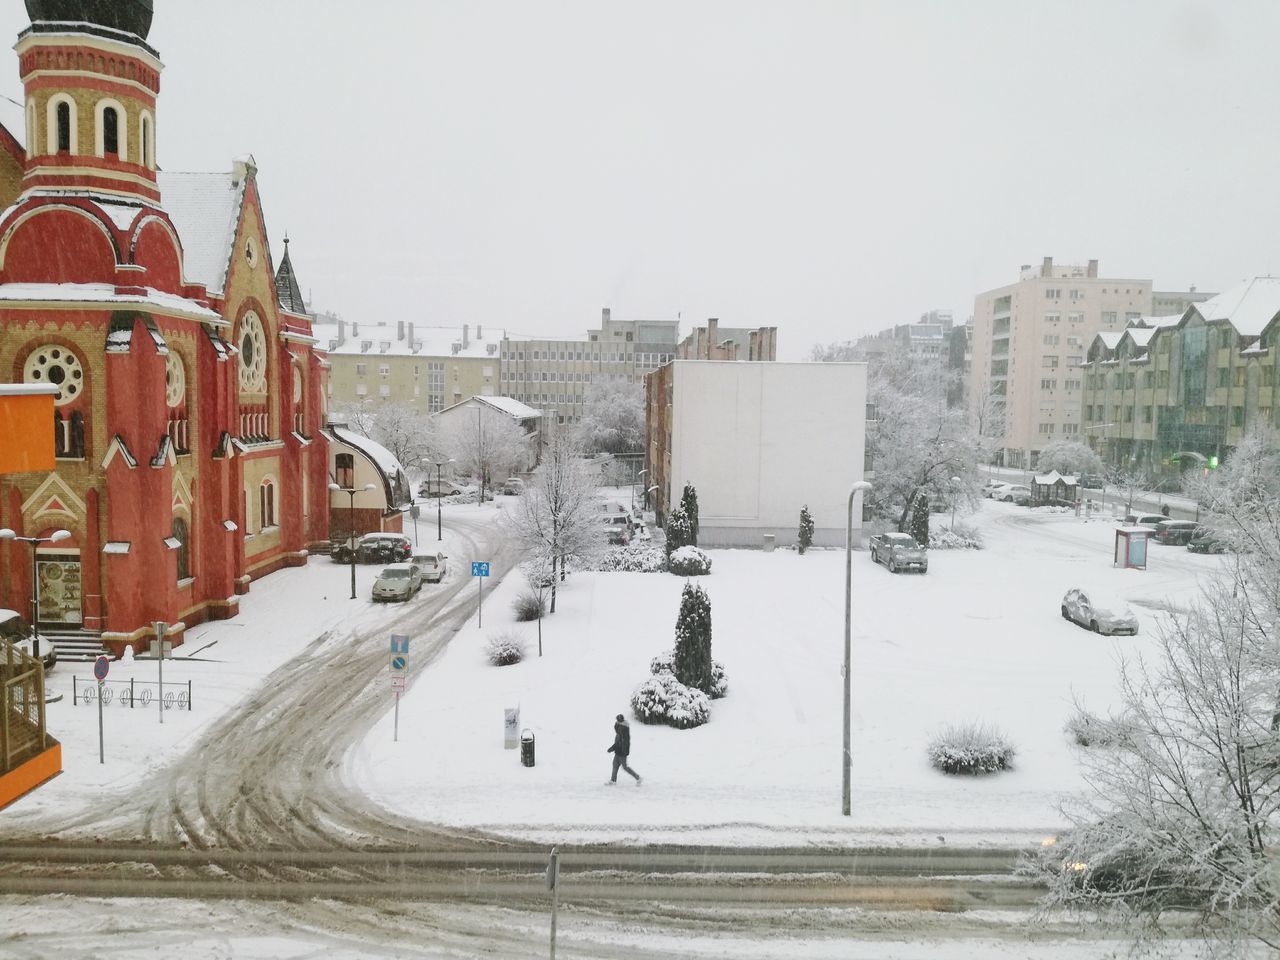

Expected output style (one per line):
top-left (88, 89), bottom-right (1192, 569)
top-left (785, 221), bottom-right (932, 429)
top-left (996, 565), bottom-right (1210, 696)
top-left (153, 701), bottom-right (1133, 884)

top-left (4, 1), bottom-right (1278, 357)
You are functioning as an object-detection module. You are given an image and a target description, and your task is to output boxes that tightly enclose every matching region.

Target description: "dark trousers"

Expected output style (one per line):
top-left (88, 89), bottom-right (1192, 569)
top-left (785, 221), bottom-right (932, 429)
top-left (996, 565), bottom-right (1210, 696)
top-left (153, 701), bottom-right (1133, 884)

top-left (611, 753), bottom-right (640, 782)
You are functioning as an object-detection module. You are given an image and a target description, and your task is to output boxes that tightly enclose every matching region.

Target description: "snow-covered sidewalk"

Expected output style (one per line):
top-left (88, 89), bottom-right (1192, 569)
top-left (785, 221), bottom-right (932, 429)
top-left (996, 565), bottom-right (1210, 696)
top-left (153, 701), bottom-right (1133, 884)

top-left (355, 502), bottom-right (1226, 846)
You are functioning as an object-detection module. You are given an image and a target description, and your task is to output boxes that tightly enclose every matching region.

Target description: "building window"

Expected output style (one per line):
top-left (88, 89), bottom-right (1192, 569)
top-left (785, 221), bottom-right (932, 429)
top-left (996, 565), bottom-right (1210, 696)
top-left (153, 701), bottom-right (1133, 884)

top-left (102, 106), bottom-right (119, 156)
top-left (355, 384), bottom-right (368, 396)
top-left (1044, 313), bottom-right (1060, 324)
top-left (1070, 289), bottom-right (1083, 300)
top-left (1234, 366), bottom-right (1246, 388)
top-left (379, 364), bottom-right (390, 376)
top-left (379, 384), bottom-right (391, 397)
top-left (355, 363), bottom-right (367, 376)
top-left (259, 478), bottom-right (276, 530)
top-left (335, 453), bottom-right (355, 489)
top-left (1043, 334), bottom-right (1059, 346)
top-left (1068, 313), bottom-right (1084, 324)
top-left (1231, 406), bottom-right (1244, 427)
top-left (1040, 378), bottom-right (1057, 390)
top-left (1102, 312), bottom-right (1117, 324)
top-left (172, 516), bottom-right (191, 581)
top-left (1143, 371), bottom-right (1154, 388)
top-left (1042, 355), bottom-right (1059, 369)
top-left (140, 112), bottom-right (153, 168)
top-left (56, 100), bottom-right (71, 152)
top-left (1045, 289), bottom-right (1061, 300)
top-left (1123, 406), bottom-right (1134, 424)
top-left (1218, 367), bottom-right (1230, 388)
top-left (1142, 406), bottom-right (1153, 423)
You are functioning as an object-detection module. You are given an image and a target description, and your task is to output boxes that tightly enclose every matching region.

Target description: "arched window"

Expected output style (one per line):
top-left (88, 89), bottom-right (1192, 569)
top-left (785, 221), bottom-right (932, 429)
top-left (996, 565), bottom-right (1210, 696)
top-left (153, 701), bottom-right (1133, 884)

top-left (334, 453), bottom-right (354, 489)
top-left (102, 107), bottom-right (118, 156)
top-left (259, 478), bottom-right (276, 530)
top-left (24, 100), bottom-right (34, 158)
top-left (56, 101), bottom-right (70, 152)
top-left (172, 516), bottom-right (191, 581)
top-left (139, 111), bottom-right (153, 169)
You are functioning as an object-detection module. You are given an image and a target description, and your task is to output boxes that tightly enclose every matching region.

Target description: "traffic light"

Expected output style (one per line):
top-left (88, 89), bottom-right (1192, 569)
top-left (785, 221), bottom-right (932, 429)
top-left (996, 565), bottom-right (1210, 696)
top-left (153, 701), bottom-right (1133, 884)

top-left (1209, 455), bottom-right (1219, 470)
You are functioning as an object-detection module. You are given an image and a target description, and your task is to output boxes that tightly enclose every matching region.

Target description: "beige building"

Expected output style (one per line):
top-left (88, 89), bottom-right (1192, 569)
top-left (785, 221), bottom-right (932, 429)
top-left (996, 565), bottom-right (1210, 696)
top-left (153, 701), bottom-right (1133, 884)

top-left (971, 257), bottom-right (1173, 468)
top-left (500, 308), bottom-right (679, 430)
top-left (314, 319), bottom-right (504, 416)
top-left (675, 318), bottom-right (778, 360)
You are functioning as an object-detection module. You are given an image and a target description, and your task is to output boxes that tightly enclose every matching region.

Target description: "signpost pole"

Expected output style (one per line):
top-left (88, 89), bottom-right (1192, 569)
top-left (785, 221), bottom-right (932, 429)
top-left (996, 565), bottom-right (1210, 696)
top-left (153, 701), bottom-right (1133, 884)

top-left (548, 846), bottom-right (560, 959)
top-left (478, 574), bottom-right (483, 627)
top-left (394, 691), bottom-right (400, 743)
top-left (97, 679), bottom-right (104, 763)
top-left (153, 620), bottom-right (165, 725)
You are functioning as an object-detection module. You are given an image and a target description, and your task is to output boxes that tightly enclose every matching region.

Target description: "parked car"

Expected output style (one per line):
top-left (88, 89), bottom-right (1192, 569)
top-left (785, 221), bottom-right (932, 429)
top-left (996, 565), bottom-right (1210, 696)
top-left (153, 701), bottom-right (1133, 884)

top-left (1061, 587), bottom-right (1138, 636)
top-left (1187, 528), bottom-right (1228, 554)
top-left (868, 532), bottom-right (928, 573)
top-left (601, 514), bottom-right (632, 546)
top-left (418, 478), bottom-right (464, 498)
top-left (996, 484), bottom-right (1032, 504)
top-left (1154, 520), bottom-right (1199, 546)
top-left (411, 551), bottom-right (448, 583)
top-left (1078, 474), bottom-right (1106, 489)
top-left (0, 609), bottom-right (57, 671)
top-left (501, 477), bottom-right (525, 496)
top-left (985, 482), bottom-right (1011, 499)
top-left (372, 563), bottom-right (423, 602)
top-left (1123, 513), bottom-right (1166, 530)
top-left (333, 532), bottom-right (413, 564)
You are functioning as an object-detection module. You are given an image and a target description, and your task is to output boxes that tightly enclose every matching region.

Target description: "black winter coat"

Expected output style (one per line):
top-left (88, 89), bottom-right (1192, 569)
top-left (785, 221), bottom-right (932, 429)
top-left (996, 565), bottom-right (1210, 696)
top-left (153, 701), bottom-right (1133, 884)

top-left (607, 721), bottom-right (631, 757)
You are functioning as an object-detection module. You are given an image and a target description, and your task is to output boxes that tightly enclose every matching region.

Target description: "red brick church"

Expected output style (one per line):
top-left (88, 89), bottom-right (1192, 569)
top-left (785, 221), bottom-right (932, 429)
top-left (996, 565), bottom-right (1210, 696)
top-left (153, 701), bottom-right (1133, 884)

top-left (0, 0), bottom-right (330, 655)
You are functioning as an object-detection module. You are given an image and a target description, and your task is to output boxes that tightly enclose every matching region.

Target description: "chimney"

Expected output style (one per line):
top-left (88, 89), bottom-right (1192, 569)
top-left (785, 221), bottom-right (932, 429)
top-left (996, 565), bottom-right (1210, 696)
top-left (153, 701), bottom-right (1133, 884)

top-left (477, 324), bottom-right (483, 340)
top-left (351, 321), bottom-right (359, 337)
top-left (462, 324), bottom-right (469, 349)
top-left (407, 322), bottom-right (416, 351)
top-left (337, 319), bottom-right (346, 345)
top-left (602, 307), bottom-right (611, 326)
top-left (1190, 284), bottom-right (1197, 293)
top-left (451, 342), bottom-right (461, 356)
top-left (749, 329), bottom-right (759, 360)
top-left (397, 320), bottom-right (405, 341)
top-left (707, 318), bottom-right (718, 355)
top-left (1041, 256), bottom-right (1053, 278)
top-left (1087, 259), bottom-right (1099, 278)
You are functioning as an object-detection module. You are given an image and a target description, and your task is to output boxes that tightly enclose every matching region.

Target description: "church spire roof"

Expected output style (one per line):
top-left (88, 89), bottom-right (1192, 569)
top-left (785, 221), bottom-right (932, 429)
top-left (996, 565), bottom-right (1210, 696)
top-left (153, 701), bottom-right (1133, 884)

top-left (274, 236), bottom-right (308, 315)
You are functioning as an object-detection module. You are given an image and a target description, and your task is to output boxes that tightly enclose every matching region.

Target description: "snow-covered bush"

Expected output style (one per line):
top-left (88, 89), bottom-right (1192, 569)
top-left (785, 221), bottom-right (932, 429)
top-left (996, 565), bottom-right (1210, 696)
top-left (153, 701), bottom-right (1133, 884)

top-left (929, 523), bottom-right (984, 550)
top-left (630, 672), bottom-right (710, 729)
top-left (650, 649), bottom-right (728, 699)
top-left (598, 545), bottom-right (667, 573)
top-left (927, 722), bottom-right (1015, 775)
top-left (512, 590), bottom-right (545, 622)
top-left (1064, 709), bottom-right (1139, 749)
top-left (521, 559), bottom-right (556, 589)
top-left (665, 504), bottom-right (694, 556)
top-left (668, 545), bottom-right (712, 576)
top-left (798, 505), bottom-right (815, 555)
top-left (485, 632), bottom-right (525, 666)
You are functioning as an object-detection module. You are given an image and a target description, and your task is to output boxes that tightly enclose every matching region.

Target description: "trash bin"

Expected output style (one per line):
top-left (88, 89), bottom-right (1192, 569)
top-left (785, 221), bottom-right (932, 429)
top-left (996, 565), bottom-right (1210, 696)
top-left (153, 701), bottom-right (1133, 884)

top-left (520, 729), bottom-right (535, 767)
top-left (762, 534), bottom-right (776, 552)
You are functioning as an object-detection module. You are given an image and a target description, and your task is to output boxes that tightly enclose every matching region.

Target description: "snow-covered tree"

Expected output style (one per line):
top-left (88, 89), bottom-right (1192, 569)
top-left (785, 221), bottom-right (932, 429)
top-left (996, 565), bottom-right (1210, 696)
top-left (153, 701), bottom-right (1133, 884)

top-left (908, 495), bottom-right (930, 545)
top-left (330, 401), bottom-right (443, 478)
top-left (673, 582), bottom-right (713, 696)
top-left (797, 505), bottom-right (814, 554)
top-left (505, 436), bottom-right (600, 613)
top-left (574, 378), bottom-right (644, 455)
top-left (1034, 438), bottom-right (1103, 478)
top-left (1104, 466), bottom-right (1151, 513)
top-left (680, 483), bottom-right (700, 546)
top-left (664, 504), bottom-right (694, 557)
top-left (1027, 575), bottom-right (1280, 953)
top-left (443, 406), bottom-right (531, 502)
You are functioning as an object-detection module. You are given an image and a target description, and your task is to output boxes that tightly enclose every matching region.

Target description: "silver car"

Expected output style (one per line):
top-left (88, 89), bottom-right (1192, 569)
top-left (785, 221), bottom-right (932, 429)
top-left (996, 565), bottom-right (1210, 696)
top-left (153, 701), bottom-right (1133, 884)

top-left (869, 532), bottom-right (928, 574)
top-left (1061, 588), bottom-right (1138, 636)
top-left (372, 563), bottom-right (423, 602)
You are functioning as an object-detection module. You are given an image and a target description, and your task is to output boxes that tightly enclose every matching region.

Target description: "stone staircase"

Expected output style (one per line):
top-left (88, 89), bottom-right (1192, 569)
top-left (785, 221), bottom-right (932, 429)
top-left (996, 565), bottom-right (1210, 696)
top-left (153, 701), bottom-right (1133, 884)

top-left (40, 628), bottom-right (108, 662)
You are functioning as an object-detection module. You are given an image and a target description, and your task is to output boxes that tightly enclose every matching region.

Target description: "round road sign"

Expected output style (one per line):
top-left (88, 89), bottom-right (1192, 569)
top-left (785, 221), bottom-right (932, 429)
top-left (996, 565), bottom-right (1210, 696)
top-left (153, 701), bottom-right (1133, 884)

top-left (93, 655), bottom-right (110, 681)
top-left (391, 655), bottom-right (407, 671)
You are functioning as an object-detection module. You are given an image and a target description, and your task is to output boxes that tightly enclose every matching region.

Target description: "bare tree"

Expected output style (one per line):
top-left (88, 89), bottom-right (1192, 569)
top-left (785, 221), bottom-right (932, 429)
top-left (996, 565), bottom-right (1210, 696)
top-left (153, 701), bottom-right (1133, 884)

top-left (443, 407), bottom-right (531, 502)
top-left (1026, 575), bottom-right (1280, 953)
top-left (575, 378), bottom-right (644, 455)
top-left (505, 436), bottom-right (601, 613)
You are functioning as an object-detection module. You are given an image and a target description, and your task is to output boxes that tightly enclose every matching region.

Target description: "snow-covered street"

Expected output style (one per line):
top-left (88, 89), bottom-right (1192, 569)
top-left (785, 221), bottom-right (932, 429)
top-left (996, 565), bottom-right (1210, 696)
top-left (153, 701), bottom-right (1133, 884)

top-left (356, 502), bottom-right (1227, 845)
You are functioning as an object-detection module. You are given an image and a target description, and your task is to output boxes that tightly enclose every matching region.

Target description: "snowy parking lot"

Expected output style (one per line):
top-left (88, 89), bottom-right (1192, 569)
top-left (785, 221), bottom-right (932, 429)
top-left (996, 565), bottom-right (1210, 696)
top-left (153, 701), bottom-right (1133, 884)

top-left (356, 501), bottom-right (1228, 846)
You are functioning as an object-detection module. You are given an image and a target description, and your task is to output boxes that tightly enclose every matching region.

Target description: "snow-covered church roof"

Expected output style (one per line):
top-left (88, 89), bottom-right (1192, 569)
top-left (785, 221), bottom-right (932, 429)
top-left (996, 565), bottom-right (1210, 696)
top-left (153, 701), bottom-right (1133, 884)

top-left (157, 170), bottom-right (245, 296)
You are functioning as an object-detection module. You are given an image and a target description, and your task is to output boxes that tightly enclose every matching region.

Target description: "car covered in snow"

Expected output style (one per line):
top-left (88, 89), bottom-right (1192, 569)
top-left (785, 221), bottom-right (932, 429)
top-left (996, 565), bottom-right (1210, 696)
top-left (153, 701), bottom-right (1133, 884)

top-left (411, 551), bottom-right (448, 583)
top-left (868, 532), bottom-right (928, 573)
top-left (332, 532), bottom-right (413, 565)
top-left (418, 478), bottom-right (465, 498)
top-left (1187, 528), bottom-right (1229, 554)
top-left (372, 563), bottom-right (423, 602)
top-left (1123, 512), bottom-right (1167, 530)
top-left (501, 477), bottom-right (525, 496)
top-left (1061, 588), bottom-right (1138, 636)
top-left (601, 514), bottom-right (631, 546)
top-left (0, 609), bottom-right (56, 671)
top-left (992, 483), bottom-right (1032, 504)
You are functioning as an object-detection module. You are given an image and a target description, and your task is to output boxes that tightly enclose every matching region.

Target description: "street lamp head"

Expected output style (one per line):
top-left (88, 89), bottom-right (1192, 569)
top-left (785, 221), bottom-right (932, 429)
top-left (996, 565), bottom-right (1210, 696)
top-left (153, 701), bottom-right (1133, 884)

top-left (646, 485), bottom-right (659, 493)
top-left (362, 482), bottom-right (378, 492)
top-left (850, 480), bottom-right (873, 494)
top-left (48, 529), bottom-right (71, 543)
top-left (327, 482), bottom-right (342, 492)
top-left (0, 528), bottom-right (14, 541)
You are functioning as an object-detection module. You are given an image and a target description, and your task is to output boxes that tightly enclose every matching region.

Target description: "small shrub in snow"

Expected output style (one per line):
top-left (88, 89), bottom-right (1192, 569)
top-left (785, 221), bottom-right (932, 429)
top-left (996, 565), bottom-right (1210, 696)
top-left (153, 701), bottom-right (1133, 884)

top-left (929, 524), bottom-right (984, 550)
top-left (927, 722), bottom-right (1015, 775)
top-left (598, 545), bottom-right (667, 573)
top-left (630, 672), bottom-right (710, 729)
top-left (512, 590), bottom-right (546, 622)
top-left (797, 505), bottom-right (815, 555)
top-left (485, 632), bottom-right (525, 666)
top-left (1065, 710), bottom-right (1139, 749)
top-left (650, 649), bottom-right (728, 699)
top-left (665, 505), bottom-right (694, 556)
top-left (668, 545), bottom-right (712, 576)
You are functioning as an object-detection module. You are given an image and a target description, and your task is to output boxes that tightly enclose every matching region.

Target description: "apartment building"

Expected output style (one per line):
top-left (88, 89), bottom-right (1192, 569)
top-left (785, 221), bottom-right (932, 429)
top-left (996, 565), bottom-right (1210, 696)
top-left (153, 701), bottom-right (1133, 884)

top-left (1080, 277), bottom-right (1280, 477)
top-left (970, 257), bottom-right (1188, 468)
top-left (314, 318), bottom-right (504, 414)
top-left (499, 308), bottom-right (679, 428)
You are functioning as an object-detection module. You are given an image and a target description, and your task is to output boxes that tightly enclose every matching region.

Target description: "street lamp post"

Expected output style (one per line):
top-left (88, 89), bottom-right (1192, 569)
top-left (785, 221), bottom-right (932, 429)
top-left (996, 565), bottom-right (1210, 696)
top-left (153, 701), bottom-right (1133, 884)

top-left (843, 480), bottom-right (872, 817)
top-left (632, 469), bottom-right (647, 512)
top-left (329, 482), bottom-right (376, 600)
top-left (644, 485), bottom-right (658, 513)
top-left (0, 527), bottom-right (71, 662)
top-left (429, 458), bottom-right (456, 541)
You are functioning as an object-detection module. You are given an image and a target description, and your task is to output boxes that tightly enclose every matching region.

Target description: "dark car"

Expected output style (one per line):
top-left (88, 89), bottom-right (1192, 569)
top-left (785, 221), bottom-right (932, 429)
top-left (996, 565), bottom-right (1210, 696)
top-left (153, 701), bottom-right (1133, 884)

top-left (331, 533), bottom-right (412, 564)
top-left (1154, 520), bottom-right (1198, 546)
top-left (1187, 528), bottom-right (1228, 554)
top-left (1079, 474), bottom-right (1106, 489)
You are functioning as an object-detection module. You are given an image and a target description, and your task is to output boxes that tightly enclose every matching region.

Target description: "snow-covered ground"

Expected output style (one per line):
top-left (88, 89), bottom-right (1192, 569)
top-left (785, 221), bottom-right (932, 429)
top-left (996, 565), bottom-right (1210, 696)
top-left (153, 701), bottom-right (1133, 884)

top-left (3, 516), bottom-right (477, 824)
top-left (355, 501), bottom-right (1227, 846)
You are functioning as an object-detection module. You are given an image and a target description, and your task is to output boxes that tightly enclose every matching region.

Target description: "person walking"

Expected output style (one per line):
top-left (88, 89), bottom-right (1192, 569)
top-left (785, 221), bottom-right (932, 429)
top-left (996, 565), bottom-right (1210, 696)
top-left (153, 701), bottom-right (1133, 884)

top-left (606, 713), bottom-right (642, 785)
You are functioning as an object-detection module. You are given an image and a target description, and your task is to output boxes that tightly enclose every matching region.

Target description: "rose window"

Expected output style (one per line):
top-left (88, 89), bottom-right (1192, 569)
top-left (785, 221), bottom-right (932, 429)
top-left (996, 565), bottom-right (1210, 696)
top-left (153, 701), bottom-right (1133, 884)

top-left (24, 345), bottom-right (83, 406)
top-left (164, 352), bottom-right (185, 407)
top-left (238, 312), bottom-right (267, 392)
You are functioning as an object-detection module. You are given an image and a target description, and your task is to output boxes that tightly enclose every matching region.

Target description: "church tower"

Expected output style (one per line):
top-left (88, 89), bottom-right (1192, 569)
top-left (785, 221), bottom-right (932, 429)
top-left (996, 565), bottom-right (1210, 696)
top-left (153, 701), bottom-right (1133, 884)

top-left (16, 0), bottom-right (161, 203)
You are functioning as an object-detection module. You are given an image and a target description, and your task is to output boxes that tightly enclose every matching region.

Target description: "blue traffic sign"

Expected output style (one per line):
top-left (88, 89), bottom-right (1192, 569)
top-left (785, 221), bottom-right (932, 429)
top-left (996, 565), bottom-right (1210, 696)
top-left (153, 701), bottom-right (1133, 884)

top-left (389, 635), bottom-right (410, 655)
top-left (93, 655), bottom-right (110, 681)
top-left (391, 655), bottom-right (407, 671)
top-left (471, 561), bottom-right (490, 577)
